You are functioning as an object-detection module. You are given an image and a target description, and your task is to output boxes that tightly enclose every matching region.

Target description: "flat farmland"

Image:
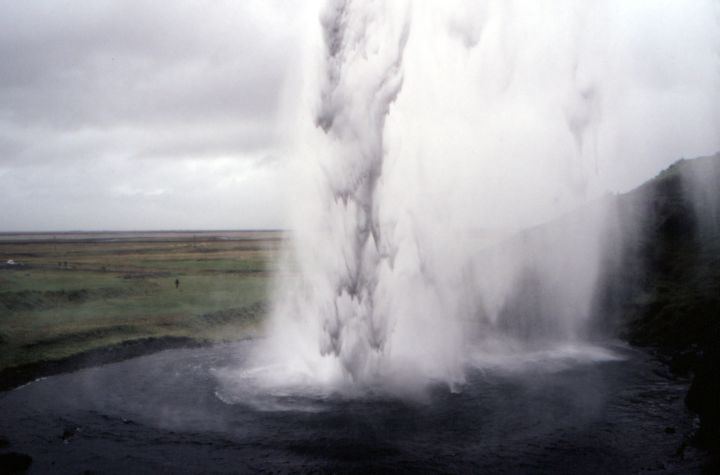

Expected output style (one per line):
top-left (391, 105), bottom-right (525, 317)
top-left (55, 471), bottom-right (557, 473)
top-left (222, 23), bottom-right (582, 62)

top-left (0, 231), bottom-right (283, 373)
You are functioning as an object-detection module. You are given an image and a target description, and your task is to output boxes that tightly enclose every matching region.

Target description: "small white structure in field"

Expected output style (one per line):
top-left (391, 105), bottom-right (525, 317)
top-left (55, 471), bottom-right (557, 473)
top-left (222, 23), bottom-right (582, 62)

top-left (6, 259), bottom-right (16, 265)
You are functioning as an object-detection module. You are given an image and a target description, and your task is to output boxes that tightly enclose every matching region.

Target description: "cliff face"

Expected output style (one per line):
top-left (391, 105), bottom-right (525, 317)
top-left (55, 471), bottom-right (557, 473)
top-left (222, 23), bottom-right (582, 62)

top-left (602, 153), bottom-right (720, 452)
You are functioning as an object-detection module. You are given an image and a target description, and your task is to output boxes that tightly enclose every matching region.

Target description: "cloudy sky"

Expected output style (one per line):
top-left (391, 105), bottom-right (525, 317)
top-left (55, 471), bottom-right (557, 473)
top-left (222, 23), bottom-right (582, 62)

top-left (1, 1), bottom-right (718, 232)
top-left (0, 0), bottom-right (305, 231)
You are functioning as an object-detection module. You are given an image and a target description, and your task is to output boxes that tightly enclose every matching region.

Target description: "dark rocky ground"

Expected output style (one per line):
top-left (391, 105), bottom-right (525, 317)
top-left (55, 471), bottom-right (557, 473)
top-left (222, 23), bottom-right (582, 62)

top-left (0, 336), bottom-right (204, 393)
top-left (477, 151), bottom-right (720, 471)
top-left (600, 153), bottom-right (720, 468)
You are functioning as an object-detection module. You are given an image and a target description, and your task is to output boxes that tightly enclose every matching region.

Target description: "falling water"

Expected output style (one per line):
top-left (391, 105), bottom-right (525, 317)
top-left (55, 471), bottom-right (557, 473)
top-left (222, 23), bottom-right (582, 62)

top-left (246, 0), bottom-right (720, 395)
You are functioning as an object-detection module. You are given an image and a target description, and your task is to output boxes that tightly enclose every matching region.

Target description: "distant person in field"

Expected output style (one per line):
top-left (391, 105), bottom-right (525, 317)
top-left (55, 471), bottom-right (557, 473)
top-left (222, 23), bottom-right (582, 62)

top-left (175, 279), bottom-right (180, 289)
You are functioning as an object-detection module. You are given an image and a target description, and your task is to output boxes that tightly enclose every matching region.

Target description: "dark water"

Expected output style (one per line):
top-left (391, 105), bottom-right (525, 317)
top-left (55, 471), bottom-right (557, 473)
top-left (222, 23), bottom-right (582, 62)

top-left (0, 342), bottom-right (703, 474)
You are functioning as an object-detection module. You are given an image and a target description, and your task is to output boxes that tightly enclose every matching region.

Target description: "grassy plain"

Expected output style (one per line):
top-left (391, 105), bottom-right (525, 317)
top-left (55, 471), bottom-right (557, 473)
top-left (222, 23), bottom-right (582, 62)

top-left (0, 231), bottom-right (282, 372)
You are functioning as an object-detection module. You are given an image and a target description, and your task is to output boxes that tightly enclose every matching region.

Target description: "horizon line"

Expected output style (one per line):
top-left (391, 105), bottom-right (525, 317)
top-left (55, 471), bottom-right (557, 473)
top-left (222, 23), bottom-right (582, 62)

top-left (0, 228), bottom-right (287, 235)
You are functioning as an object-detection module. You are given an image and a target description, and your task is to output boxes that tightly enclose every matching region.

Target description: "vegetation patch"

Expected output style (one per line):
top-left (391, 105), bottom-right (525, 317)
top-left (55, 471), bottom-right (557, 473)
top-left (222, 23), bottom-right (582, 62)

top-left (0, 287), bottom-right (130, 312)
top-left (0, 232), bottom-right (281, 376)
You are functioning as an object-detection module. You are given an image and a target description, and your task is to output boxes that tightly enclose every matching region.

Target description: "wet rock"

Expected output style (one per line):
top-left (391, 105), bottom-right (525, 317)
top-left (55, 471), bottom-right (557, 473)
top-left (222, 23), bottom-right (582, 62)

top-left (61, 426), bottom-right (80, 442)
top-left (0, 452), bottom-right (32, 474)
top-left (669, 346), bottom-right (700, 376)
top-left (0, 336), bottom-right (204, 392)
top-left (686, 346), bottom-right (720, 452)
top-left (676, 441), bottom-right (687, 458)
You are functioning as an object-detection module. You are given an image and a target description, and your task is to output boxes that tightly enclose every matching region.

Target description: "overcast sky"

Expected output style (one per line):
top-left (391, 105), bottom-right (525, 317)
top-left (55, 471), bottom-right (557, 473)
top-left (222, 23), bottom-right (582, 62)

top-left (0, 0), bottom-right (304, 231)
top-left (1, 1), bottom-right (718, 232)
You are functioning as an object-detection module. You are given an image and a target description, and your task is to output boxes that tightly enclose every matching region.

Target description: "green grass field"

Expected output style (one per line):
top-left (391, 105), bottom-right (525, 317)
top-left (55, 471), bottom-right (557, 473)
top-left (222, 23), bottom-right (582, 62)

top-left (0, 232), bottom-right (283, 371)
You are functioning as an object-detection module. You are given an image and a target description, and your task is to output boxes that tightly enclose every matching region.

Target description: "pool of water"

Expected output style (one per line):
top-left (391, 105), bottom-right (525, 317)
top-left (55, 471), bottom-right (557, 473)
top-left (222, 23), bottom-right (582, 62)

top-left (0, 341), bottom-right (703, 473)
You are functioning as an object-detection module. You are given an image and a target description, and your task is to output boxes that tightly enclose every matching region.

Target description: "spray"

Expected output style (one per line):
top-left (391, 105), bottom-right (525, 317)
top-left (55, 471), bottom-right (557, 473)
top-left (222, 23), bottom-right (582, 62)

top-left (246, 0), bottom-right (720, 395)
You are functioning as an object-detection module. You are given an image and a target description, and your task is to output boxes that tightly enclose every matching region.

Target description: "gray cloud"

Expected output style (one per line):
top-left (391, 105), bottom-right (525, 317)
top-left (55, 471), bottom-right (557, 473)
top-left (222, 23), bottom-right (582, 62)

top-left (0, 0), bottom-right (302, 230)
top-left (1, 2), bottom-right (290, 124)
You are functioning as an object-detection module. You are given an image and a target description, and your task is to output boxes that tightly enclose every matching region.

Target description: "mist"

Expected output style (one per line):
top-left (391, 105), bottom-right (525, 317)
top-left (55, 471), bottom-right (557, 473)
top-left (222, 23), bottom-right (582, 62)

top-left (247, 0), bottom-right (720, 395)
